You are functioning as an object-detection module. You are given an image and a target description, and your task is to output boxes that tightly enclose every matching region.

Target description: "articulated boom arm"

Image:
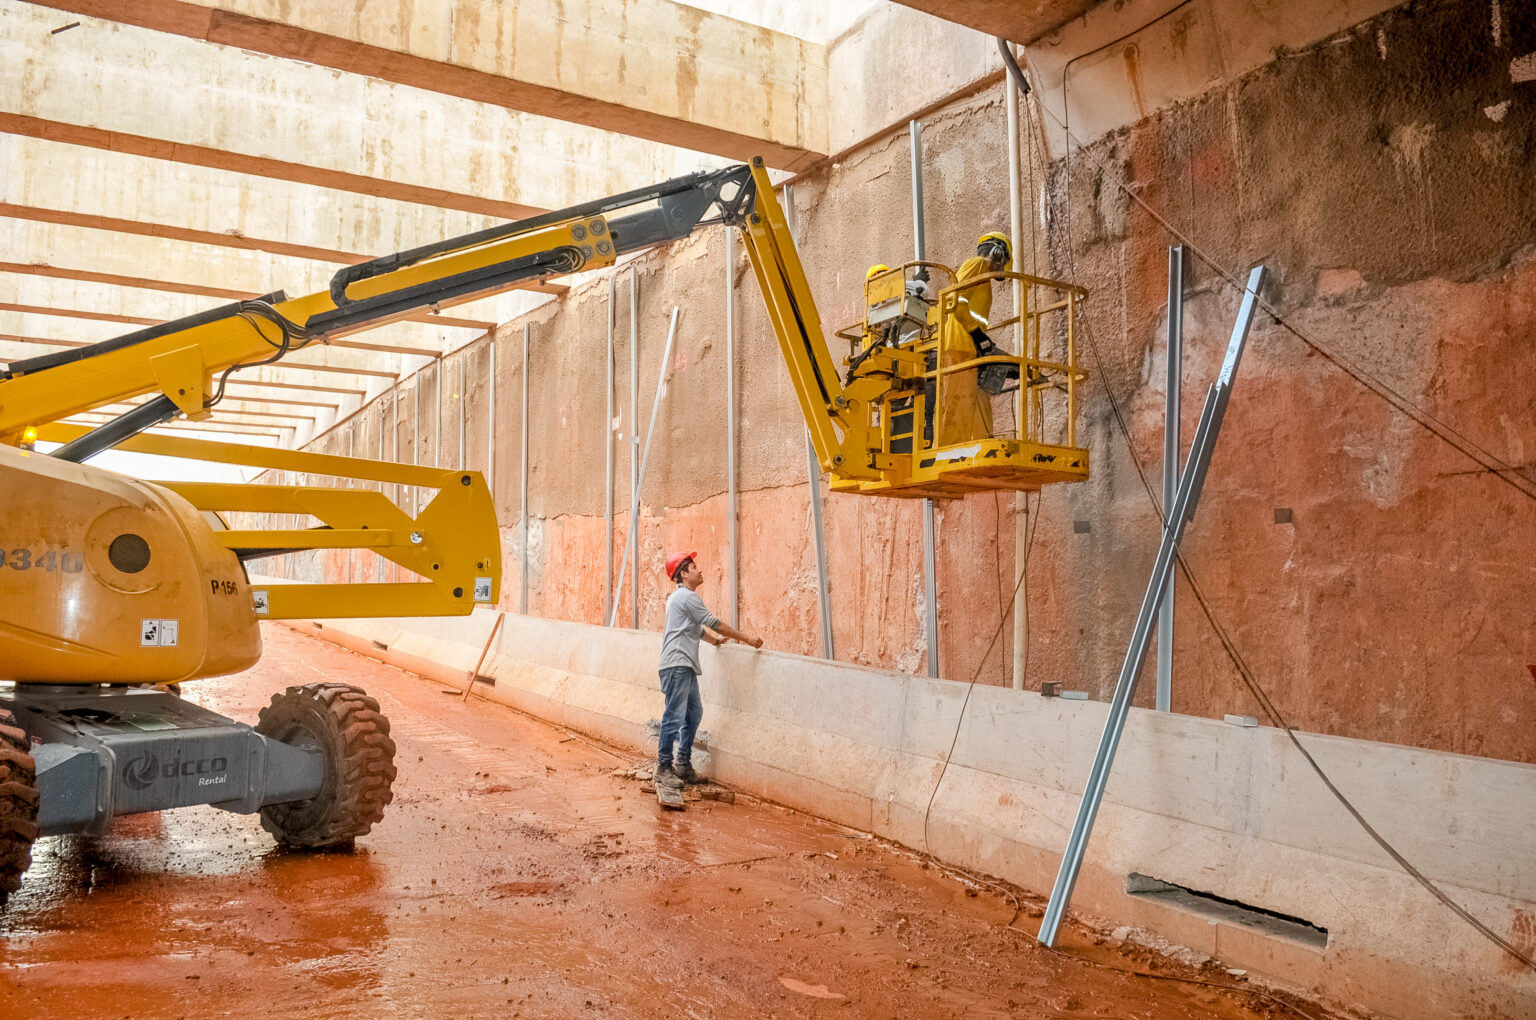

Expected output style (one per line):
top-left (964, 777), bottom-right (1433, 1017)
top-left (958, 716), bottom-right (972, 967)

top-left (0, 159), bottom-right (868, 477)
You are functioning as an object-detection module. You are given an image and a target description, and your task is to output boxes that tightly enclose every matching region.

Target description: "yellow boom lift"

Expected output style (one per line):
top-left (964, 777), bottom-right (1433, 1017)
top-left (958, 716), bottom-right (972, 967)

top-left (0, 159), bottom-right (1087, 903)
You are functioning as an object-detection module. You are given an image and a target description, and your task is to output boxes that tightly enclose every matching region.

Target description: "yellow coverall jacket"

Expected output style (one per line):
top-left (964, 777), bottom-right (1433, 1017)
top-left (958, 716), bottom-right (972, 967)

top-left (936, 255), bottom-right (994, 446)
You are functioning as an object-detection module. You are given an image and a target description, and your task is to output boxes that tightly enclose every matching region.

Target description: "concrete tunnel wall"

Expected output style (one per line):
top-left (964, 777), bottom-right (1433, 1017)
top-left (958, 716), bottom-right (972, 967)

top-left (275, 609), bottom-right (1536, 1020)
top-left (256, 0), bottom-right (1536, 767)
top-left (233, 2), bottom-right (1536, 1012)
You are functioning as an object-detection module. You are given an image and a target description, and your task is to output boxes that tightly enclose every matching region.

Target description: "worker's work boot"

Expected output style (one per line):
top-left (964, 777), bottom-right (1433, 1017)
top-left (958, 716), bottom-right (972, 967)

top-left (654, 764), bottom-right (684, 788)
top-left (672, 763), bottom-right (707, 785)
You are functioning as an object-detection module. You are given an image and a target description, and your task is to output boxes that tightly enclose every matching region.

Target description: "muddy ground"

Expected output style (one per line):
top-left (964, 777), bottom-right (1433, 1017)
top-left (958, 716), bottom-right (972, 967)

top-left (0, 625), bottom-right (1338, 1019)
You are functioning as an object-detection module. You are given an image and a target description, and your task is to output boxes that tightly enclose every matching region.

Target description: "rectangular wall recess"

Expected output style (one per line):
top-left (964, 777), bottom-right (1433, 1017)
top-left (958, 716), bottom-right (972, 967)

top-left (1126, 873), bottom-right (1328, 948)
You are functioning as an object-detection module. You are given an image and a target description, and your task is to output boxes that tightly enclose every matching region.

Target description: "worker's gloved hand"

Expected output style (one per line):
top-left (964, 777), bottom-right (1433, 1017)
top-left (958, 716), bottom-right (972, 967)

top-left (978, 361), bottom-right (1020, 396)
top-left (972, 328), bottom-right (1021, 396)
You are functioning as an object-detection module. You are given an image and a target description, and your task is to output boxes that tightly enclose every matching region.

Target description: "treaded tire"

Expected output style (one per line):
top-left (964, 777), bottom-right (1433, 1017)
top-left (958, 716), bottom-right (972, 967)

top-left (0, 709), bottom-right (40, 908)
top-left (254, 682), bottom-right (396, 848)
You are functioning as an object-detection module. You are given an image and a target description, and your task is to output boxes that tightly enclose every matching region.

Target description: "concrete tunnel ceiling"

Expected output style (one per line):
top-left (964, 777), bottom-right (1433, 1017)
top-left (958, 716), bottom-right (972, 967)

top-left (0, 0), bottom-right (1102, 461)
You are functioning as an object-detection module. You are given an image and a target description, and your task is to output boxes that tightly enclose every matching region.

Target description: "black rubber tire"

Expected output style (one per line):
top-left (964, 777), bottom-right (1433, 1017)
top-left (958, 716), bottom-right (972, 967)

top-left (0, 709), bottom-right (40, 908)
top-left (254, 682), bottom-right (397, 848)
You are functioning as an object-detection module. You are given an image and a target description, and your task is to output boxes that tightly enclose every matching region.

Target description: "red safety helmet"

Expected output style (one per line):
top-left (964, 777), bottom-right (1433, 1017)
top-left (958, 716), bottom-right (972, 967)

top-left (665, 551), bottom-right (697, 582)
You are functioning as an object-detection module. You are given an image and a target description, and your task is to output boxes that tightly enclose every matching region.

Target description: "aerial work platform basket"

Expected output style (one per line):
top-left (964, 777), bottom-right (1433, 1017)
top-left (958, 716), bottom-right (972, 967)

top-left (831, 262), bottom-right (1090, 499)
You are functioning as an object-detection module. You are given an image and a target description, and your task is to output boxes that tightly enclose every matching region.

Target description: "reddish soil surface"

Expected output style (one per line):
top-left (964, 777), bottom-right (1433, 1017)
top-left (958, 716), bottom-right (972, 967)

top-left (0, 625), bottom-right (1336, 1019)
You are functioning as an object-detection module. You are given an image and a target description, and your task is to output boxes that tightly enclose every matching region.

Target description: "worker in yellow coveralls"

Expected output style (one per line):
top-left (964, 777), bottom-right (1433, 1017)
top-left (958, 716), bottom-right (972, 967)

top-left (936, 232), bottom-right (1013, 445)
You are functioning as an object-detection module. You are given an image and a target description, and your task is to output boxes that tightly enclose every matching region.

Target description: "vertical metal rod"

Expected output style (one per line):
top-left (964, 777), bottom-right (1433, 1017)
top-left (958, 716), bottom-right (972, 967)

top-left (520, 324), bottom-right (531, 615)
top-left (1007, 51), bottom-right (1028, 691)
top-left (910, 120), bottom-right (927, 261)
top-left (457, 354), bottom-right (465, 468)
top-left (346, 428), bottom-right (354, 584)
top-left (377, 401), bottom-right (385, 583)
top-left (784, 186), bottom-right (834, 658)
top-left (411, 377), bottom-right (419, 517)
top-left (488, 339), bottom-right (496, 493)
top-left (1038, 267), bottom-right (1266, 947)
top-left (630, 275), bottom-right (640, 629)
top-left (604, 266), bottom-right (637, 624)
top-left (434, 357), bottom-right (442, 467)
top-left (911, 119), bottom-right (939, 679)
top-left (609, 307), bottom-right (681, 628)
top-left (1157, 246), bottom-right (1184, 712)
top-left (725, 227), bottom-right (740, 629)
top-left (606, 273), bottom-right (617, 626)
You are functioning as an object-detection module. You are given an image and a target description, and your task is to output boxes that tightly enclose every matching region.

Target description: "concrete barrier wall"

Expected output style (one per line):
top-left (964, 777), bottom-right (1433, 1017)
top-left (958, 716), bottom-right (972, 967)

top-left (282, 610), bottom-right (1536, 1020)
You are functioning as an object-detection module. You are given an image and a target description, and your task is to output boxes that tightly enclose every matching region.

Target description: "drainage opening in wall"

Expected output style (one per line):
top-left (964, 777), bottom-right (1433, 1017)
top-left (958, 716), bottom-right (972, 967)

top-left (1126, 874), bottom-right (1328, 949)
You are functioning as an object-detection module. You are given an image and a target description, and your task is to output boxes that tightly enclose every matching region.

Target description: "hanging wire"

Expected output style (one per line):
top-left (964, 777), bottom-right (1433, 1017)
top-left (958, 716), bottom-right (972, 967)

top-left (206, 300), bottom-right (319, 411)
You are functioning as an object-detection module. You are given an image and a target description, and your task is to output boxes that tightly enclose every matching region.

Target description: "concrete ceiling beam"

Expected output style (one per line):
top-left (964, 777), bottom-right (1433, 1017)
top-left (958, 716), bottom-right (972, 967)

top-left (0, 294), bottom-right (458, 363)
top-left (0, 307), bottom-right (405, 379)
top-left (0, 135), bottom-right (499, 262)
top-left (73, 417), bottom-right (290, 441)
top-left (73, 404), bottom-right (305, 430)
top-left (887, 0), bottom-right (1101, 44)
top-left (0, 261), bottom-right (496, 331)
top-left (0, 191), bottom-right (563, 328)
top-left (0, 137), bottom-right (565, 302)
top-left (2, 4), bottom-right (732, 219)
top-left (91, 395), bottom-right (321, 423)
top-left (26, 0), bottom-right (827, 170)
top-left (0, 251), bottom-right (496, 359)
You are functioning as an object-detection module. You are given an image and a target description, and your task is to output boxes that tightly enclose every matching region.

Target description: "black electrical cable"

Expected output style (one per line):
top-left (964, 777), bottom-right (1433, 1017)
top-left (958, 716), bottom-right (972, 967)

top-left (996, 36), bottom-right (1031, 97)
top-left (1000, 57), bottom-right (1536, 973)
top-left (206, 300), bottom-right (316, 412)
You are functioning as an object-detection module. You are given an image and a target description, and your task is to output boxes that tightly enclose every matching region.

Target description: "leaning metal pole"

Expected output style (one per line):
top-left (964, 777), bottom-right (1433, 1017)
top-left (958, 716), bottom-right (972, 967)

top-left (1156, 246), bottom-right (1185, 712)
top-left (608, 306), bottom-right (681, 628)
top-left (1037, 266), bottom-right (1266, 947)
top-left (911, 119), bottom-right (939, 679)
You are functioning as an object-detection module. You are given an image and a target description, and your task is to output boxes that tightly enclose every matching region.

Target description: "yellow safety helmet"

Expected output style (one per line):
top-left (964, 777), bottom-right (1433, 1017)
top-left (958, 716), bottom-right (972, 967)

top-left (866, 264), bottom-right (890, 280)
top-left (977, 232), bottom-right (1012, 265)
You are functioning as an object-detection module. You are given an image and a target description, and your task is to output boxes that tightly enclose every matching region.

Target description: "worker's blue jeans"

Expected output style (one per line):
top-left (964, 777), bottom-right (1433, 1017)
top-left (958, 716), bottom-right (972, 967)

top-left (657, 666), bottom-right (702, 770)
